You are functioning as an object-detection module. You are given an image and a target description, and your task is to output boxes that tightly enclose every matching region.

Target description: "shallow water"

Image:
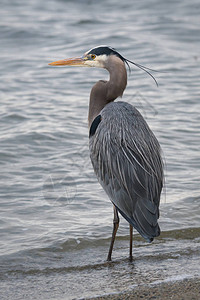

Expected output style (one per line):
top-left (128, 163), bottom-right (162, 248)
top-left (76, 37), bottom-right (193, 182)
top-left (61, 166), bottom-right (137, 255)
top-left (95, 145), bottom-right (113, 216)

top-left (0, 0), bottom-right (200, 299)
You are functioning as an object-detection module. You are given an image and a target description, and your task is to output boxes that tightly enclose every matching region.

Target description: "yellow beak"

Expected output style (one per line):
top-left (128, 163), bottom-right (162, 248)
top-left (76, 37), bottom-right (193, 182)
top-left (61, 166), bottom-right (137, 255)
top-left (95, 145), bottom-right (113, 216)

top-left (48, 57), bottom-right (85, 66)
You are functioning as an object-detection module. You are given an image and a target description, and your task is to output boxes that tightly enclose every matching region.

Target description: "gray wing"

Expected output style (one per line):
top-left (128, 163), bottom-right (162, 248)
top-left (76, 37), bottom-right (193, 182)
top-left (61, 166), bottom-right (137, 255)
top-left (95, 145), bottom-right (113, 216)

top-left (89, 101), bottom-right (163, 242)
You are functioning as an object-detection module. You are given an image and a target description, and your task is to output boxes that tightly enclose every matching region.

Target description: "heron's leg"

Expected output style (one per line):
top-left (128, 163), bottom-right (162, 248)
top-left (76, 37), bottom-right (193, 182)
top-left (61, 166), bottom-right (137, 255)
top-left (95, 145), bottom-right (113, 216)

top-left (129, 224), bottom-right (133, 261)
top-left (107, 206), bottom-right (119, 261)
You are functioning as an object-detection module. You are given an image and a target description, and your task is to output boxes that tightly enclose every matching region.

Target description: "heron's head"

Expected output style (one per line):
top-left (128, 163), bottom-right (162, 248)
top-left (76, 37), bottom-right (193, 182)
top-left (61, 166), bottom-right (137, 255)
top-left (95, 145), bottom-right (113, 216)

top-left (48, 45), bottom-right (125, 69)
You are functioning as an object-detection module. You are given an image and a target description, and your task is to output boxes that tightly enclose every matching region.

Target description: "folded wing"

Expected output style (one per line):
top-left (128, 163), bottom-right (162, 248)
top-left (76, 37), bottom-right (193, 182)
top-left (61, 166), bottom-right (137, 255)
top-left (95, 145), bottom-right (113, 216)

top-left (89, 101), bottom-right (163, 242)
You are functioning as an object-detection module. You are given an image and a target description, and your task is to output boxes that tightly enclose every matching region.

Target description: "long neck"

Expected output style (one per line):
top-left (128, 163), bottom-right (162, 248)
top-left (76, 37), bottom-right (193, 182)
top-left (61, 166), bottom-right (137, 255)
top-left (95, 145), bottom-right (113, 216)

top-left (88, 56), bottom-right (127, 127)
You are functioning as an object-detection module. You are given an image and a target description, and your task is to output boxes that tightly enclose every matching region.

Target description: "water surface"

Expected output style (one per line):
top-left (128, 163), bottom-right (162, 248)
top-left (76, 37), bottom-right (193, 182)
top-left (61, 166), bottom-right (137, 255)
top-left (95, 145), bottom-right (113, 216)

top-left (0, 0), bottom-right (200, 299)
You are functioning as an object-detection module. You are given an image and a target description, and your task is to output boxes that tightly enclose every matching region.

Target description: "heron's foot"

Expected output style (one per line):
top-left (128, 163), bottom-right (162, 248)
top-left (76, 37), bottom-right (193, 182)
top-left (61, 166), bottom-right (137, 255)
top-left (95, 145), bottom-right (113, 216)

top-left (106, 255), bottom-right (112, 262)
top-left (129, 255), bottom-right (133, 262)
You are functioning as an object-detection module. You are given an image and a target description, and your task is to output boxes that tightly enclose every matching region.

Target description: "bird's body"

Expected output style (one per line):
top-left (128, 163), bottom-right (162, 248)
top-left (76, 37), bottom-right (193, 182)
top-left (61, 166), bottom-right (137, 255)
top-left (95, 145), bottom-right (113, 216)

top-left (49, 45), bottom-right (164, 261)
top-left (89, 101), bottom-right (162, 242)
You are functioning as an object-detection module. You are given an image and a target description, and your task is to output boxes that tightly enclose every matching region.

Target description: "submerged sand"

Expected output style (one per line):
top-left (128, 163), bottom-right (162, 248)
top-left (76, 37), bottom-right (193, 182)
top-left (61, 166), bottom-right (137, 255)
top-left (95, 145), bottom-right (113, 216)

top-left (92, 277), bottom-right (200, 300)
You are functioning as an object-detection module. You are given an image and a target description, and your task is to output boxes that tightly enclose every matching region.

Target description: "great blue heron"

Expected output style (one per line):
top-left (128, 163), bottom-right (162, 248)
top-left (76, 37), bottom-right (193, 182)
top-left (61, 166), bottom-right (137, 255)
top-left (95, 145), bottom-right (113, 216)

top-left (49, 45), bottom-right (163, 261)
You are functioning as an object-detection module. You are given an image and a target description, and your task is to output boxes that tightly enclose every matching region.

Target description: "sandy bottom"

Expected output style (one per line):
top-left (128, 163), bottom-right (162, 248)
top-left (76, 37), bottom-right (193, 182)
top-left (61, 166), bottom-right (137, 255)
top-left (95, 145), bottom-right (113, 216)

top-left (92, 277), bottom-right (200, 300)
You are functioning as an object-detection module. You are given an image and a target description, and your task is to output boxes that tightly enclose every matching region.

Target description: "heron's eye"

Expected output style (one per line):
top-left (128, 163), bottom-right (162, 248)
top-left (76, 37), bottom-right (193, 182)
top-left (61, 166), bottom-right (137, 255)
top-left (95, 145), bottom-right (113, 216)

top-left (91, 54), bottom-right (96, 60)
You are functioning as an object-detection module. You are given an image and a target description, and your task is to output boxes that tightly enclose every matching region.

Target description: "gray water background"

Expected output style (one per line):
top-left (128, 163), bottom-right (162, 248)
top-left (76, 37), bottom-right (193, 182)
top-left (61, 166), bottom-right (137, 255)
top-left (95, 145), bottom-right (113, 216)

top-left (0, 0), bottom-right (200, 299)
